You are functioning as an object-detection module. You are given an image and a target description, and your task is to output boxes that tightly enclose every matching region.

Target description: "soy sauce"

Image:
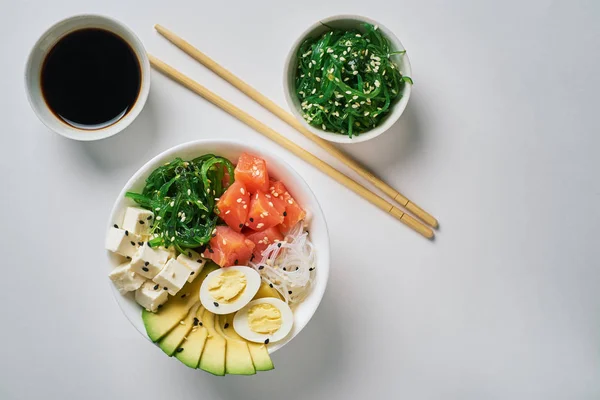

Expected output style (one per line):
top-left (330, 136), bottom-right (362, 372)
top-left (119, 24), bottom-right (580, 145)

top-left (41, 28), bottom-right (141, 130)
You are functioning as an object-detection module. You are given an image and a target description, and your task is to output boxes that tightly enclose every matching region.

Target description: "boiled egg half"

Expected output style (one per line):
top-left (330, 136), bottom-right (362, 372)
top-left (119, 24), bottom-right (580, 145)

top-left (233, 298), bottom-right (294, 343)
top-left (199, 266), bottom-right (261, 315)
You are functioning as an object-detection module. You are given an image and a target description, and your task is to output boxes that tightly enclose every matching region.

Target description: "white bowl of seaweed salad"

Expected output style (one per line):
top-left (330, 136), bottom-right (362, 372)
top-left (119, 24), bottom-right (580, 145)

top-left (284, 15), bottom-right (413, 143)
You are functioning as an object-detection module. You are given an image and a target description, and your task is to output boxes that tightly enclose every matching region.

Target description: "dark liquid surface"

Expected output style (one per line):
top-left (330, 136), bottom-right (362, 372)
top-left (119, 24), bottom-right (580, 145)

top-left (41, 28), bottom-right (141, 129)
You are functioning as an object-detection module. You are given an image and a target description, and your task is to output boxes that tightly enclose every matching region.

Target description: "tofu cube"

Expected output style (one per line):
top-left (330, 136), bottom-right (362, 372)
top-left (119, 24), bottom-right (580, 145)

top-left (177, 249), bottom-right (207, 283)
top-left (135, 281), bottom-right (168, 312)
top-left (122, 207), bottom-right (154, 236)
top-left (130, 243), bottom-right (169, 279)
top-left (153, 259), bottom-right (191, 296)
top-left (108, 262), bottom-right (146, 294)
top-left (105, 227), bottom-right (142, 258)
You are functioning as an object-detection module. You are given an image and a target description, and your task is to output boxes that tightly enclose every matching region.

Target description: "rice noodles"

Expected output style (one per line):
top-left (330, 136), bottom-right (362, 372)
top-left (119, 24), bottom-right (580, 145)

top-left (249, 221), bottom-right (316, 305)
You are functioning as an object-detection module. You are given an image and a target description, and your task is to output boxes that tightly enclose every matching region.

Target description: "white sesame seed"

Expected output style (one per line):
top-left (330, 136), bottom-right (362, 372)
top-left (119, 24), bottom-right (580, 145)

top-left (374, 80), bottom-right (381, 87)
top-left (326, 48), bottom-right (333, 53)
top-left (237, 198), bottom-right (242, 203)
top-left (212, 228), bottom-right (217, 235)
top-left (170, 201), bottom-right (175, 207)
top-left (364, 111), bottom-right (370, 116)
top-left (352, 95), bottom-right (358, 100)
top-left (240, 187), bottom-right (245, 195)
top-left (315, 77), bottom-right (321, 82)
top-left (311, 88), bottom-right (316, 94)
top-left (225, 210), bottom-right (231, 214)
top-left (222, 239), bottom-right (227, 245)
top-left (187, 189), bottom-right (191, 195)
top-left (256, 223), bottom-right (264, 229)
top-left (345, 91), bottom-right (352, 95)
top-left (353, 70), bottom-right (358, 75)
top-left (171, 236), bottom-right (175, 241)
top-left (243, 205), bottom-right (247, 209)
top-left (311, 60), bottom-right (317, 65)
top-left (156, 216), bottom-right (161, 220)
top-left (288, 199), bottom-right (294, 204)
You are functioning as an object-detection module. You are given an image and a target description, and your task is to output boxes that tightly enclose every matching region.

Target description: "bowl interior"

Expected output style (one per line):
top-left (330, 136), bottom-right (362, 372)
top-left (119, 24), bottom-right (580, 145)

top-left (107, 139), bottom-right (330, 354)
top-left (283, 15), bottom-right (412, 144)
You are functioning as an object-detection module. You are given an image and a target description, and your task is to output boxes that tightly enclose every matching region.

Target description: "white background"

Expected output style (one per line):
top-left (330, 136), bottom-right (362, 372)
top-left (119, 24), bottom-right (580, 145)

top-left (1, 0), bottom-right (599, 399)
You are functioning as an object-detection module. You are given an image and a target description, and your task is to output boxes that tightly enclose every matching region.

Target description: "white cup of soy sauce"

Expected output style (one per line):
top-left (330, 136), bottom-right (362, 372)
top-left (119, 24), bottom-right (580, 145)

top-left (25, 15), bottom-right (151, 141)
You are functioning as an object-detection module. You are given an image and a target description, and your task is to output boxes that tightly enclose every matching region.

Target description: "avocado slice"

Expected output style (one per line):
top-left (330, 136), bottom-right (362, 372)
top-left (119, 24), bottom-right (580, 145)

top-left (253, 282), bottom-right (283, 301)
top-left (220, 314), bottom-right (274, 372)
top-left (158, 303), bottom-right (200, 356)
top-left (214, 315), bottom-right (256, 375)
top-left (142, 262), bottom-right (218, 342)
top-left (175, 306), bottom-right (209, 368)
top-left (198, 311), bottom-right (226, 376)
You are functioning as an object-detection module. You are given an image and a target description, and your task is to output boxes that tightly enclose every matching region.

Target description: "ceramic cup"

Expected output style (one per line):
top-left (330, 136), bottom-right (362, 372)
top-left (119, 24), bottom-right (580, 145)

top-left (25, 14), bottom-right (151, 141)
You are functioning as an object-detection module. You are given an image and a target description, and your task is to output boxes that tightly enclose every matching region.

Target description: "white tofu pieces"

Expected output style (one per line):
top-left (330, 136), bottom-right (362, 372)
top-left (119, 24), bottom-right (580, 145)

top-left (105, 227), bottom-right (142, 258)
top-left (130, 243), bottom-right (170, 279)
top-left (153, 259), bottom-right (191, 296)
top-left (135, 281), bottom-right (168, 312)
top-left (177, 249), bottom-right (207, 283)
top-left (108, 263), bottom-right (146, 294)
top-left (122, 207), bottom-right (154, 236)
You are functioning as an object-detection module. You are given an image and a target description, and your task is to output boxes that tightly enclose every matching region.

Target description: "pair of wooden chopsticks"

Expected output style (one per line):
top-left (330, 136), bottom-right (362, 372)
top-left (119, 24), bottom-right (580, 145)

top-left (150, 24), bottom-right (438, 239)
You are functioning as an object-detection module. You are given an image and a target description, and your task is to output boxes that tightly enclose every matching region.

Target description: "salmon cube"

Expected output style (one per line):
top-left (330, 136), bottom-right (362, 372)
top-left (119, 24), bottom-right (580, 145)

top-left (216, 181), bottom-right (250, 232)
top-left (234, 153), bottom-right (270, 193)
top-left (246, 227), bottom-right (284, 260)
top-left (202, 226), bottom-right (255, 267)
top-left (246, 191), bottom-right (284, 231)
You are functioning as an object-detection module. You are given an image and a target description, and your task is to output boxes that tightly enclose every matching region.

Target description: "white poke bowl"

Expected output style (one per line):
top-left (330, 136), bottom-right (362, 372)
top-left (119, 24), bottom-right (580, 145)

top-left (283, 14), bottom-right (412, 144)
top-left (106, 139), bottom-right (330, 355)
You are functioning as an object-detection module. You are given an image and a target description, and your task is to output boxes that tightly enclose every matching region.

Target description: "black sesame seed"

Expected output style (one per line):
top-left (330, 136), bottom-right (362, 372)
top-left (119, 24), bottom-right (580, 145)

top-left (224, 323), bottom-right (229, 329)
top-left (296, 267), bottom-right (299, 271)
top-left (181, 294), bottom-right (186, 298)
top-left (288, 290), bottom-right (292, 294)
top-left (283, 267), bottom-right (286, 271)
top-left (258, 265), bottom-right (264, 270)
top-left (126, 256), bottom-right (132, 260)
top-left (196, 259), bottom-right (203, 263)
top-left (193, 318), bottom-right (199, 326)
top-left (144, 261), bottom-right (149, 266)
top-left (264, 338), bottom-right (270, 344)
top-left (176, 347), bottom-right (184, 353)
top-left (249, 218), bottom-right (254, 222)
top-left (142, 267), bottom-right (149, 272)
top-left (283, 211), bottom-right (287, 217)
top-left (130, 241), bottom-right (136, 246)
top-left (190, 271), bottom-right (195, 275)
top-left (147, 216), bottom-right (153, 220)
top-left (269, 283), bottom-right (273, 288)
top-left (214, 302), bottom-right (219, 307)
top-left (153, 284), bottom-right (159, 290)
top-left (309, 267), bottom-right (315, 271)
top-left (139, 220), bottom-right (145, 225)
top-left (250, 254), bottom-right (255, 261)
top-left (158, 304), bottom-right (163, 309)
top-left (212, 233), bottom-right (216, 238)
top-left (138, 242), bottom-right (143, 246)
top-left (199, 322), bottom-right (203, 326)
top-left (209, 249), bottom-right (214, 253)
top-left (234, 259), bottom-right (238, 265)
top-left (164, 287), bottom-right (168, 291)
top-left (277, 243), bottom-right (282, 248)
top-left (113, 224), bottom-right (119, 228)
top-left (125, 230), bottom-right (129, 236)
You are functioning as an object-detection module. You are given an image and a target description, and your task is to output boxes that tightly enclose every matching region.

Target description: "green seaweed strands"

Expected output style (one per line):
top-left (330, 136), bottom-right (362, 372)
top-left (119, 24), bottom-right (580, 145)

top-left (125, 155), bottom-right (235, 252)
top-left (294, 23), bottom-right (413, 137)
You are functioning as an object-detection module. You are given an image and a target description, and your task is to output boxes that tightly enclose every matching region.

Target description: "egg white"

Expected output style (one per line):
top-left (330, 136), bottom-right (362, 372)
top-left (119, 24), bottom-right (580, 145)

top-left (199, 266), bottom-right (261, 315)
top-left (233, 298), bottom-right (294, 343)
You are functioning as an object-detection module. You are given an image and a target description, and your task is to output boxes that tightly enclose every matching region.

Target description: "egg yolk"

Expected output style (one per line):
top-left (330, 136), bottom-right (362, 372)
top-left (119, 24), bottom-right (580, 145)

top-left (207, 269), bottom-right (247, 304)
top-left (248, 303), bottom-right (282, 334)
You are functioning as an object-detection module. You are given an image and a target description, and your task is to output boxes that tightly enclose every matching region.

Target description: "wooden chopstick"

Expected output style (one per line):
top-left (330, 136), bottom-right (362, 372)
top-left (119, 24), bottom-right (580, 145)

top-left (149, 55), bottom-right (434, 239)
top-left (154, 24), bottom-right (438, 229)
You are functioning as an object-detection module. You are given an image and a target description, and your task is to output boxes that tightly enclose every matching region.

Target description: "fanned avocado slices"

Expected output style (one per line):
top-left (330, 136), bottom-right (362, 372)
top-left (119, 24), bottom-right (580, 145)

top-left (142, 262), bottom-right (218, 342)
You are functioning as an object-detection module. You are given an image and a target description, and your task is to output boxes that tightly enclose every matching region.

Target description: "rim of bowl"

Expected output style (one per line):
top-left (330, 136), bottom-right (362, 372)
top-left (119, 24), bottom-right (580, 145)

top-left (283, 14), bottom-right (412, 144)
top-left (24, 14), bottom-right (151, 141)
top-left (106, 139), bottom-right (330, 354)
